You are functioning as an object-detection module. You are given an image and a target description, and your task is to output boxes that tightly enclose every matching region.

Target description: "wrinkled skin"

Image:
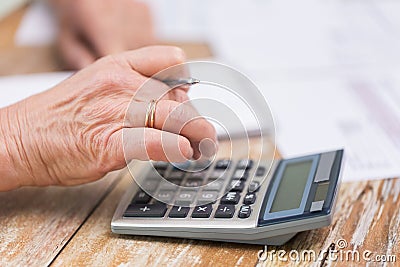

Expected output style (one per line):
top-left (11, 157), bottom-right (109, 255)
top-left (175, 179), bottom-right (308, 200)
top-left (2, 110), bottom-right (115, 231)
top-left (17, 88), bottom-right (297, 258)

top-left (0, 46), bottom-right (217, 191)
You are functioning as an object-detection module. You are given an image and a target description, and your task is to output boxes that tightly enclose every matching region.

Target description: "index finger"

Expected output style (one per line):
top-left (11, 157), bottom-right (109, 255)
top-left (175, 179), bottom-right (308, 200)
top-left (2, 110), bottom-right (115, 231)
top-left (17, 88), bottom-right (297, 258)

top-left (118, 46), bottom-right (188, 77)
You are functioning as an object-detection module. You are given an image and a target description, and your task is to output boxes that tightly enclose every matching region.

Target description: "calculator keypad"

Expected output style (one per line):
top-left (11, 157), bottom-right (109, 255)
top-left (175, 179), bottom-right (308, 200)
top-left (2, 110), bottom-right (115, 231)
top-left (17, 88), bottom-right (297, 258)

top-left (124, 159), bottom-right (265, 220)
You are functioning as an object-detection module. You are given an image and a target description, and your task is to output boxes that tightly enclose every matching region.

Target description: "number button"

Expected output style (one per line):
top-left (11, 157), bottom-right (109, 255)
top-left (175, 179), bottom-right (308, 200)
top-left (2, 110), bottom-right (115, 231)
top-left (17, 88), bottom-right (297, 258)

top-left (248, 181), bottom-right (260, 193)
top-left (203, 180), bottom-right (224, 191)
top-left (184, 179), bottom-right (203, 187)
top-left (237, 159), bottom-right (253, 170)
top-left (232, 169), bottom-right (248, 181)
top-left (214, 205), bottom-right (235, 218)
top-left (256, 166), bottom-right (266, 176)
top-left (175, 191), bottom-right (196, 206)
top-left (220, 192), bottom-right (240, 204)
top-left (169, 206), bottom-right (190, 218)
top-left (230, 180), bottom-right (245, 192)
top-left (215, 159), bottom-right (231, 169)
top-left (238, 205), bottom-right (252, 218)
top-left (197, 191), bottom-right (218, 205)
top-left (131, 190), bottom-right (151, 204)
top-left (155, 191), bottom-right (174, 203)
top-left (191, 204), bottom-right (213, 218)
top-left (243, 193), bottom-right (256, 205)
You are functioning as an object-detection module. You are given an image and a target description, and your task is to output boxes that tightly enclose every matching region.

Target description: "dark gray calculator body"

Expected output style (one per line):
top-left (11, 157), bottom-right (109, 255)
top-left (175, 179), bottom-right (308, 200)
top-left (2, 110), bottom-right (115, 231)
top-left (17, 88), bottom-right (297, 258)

top-left (111, 150), bottom-right (343, 245)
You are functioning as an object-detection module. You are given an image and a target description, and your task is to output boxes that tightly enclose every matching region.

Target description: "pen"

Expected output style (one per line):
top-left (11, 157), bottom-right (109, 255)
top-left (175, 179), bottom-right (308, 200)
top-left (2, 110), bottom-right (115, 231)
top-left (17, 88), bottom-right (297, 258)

top-left (161, 78), bottom-right (200, 87)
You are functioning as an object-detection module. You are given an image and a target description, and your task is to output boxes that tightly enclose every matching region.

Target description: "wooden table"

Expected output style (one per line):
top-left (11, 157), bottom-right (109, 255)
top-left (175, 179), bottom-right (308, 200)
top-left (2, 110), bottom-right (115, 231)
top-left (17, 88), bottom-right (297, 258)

top-left (0, 6), bottom-right (399, 267)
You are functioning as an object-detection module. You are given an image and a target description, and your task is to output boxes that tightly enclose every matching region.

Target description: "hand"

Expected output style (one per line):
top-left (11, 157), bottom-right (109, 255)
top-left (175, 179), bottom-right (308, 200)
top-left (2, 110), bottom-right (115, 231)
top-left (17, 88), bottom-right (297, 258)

top-left (0, 46), bottom-right (217, 191)
top-left (50, 0), bottom-right (156, 69)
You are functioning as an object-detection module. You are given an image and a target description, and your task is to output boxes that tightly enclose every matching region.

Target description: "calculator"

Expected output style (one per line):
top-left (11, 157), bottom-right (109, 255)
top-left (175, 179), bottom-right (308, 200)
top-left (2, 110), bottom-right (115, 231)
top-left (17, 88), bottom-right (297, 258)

top-left (111, 149), bottom-right (344, 245)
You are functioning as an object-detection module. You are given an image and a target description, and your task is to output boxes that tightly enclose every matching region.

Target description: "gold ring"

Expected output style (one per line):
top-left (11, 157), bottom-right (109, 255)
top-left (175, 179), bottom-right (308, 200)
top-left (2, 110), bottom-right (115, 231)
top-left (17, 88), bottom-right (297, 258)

top-left (145, 100), bottom-right (157, 128)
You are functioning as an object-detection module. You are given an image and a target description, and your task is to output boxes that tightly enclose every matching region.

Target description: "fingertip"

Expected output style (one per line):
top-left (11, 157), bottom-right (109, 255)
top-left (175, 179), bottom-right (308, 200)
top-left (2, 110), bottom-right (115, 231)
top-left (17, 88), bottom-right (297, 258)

top-left (178, 136), bottom-right (194, 160)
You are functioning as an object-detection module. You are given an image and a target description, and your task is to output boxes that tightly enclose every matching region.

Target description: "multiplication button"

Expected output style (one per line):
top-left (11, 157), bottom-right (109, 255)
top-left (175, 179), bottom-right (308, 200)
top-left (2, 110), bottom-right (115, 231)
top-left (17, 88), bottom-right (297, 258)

top-left (192, 204), bottom-right (213, 218)
top-left (214, 205), bottom-right (235, 218)
top-left (243, 193), bottom-right (256, 205)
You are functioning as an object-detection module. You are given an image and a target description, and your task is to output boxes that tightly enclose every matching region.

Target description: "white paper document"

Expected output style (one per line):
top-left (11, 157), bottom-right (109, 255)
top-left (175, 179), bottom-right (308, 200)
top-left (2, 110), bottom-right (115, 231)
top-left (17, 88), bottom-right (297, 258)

top-left (257, 70), bottom-right (400, 182)
top-left (1, 71), bottom-right (400, 182)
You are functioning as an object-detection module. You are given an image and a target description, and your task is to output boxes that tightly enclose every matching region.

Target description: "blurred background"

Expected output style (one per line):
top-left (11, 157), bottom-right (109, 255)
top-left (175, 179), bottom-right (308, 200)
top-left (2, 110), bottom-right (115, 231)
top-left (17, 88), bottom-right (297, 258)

top-left (1, 0), bottom-right (400, 182)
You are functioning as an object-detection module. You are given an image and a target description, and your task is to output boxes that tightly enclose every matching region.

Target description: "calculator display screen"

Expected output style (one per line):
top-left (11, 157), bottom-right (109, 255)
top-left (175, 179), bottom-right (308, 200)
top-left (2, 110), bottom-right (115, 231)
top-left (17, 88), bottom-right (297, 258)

top-left (270, 160), bottom-right (313, 212)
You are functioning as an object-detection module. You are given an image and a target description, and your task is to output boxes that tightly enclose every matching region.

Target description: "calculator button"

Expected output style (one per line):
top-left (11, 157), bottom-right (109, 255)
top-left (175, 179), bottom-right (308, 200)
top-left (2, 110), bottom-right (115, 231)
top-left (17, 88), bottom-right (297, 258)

top-left (229, 180), bottom-right (245, 192)
top-left (209, 169), bottom-right (226, 180)
top-left (243, 193), bottom-right (256, 205)
top-left (197, 191), bottom-right (218, 205)
top-left (188, 170), bottom-right (207, 179)
top-left (192, 204), bottom-right (213, 218)
top-left (168, 170), bottom-right (184, 179)
top-left (169, 206), bottom-right (190, 218)
top-left (203, 180), bottom-right (224, 191)
top-left (124, 204), bottom-right (167, 217)
top-left (131, 190), bottom-right (151, 204)
top-left (232, 169), bottom-right (248, 180)
top-left (248, 181), bottom-right (260, 193)
top-left (214, 205), bottom-right (235, 218)
top-left (184, 178), bottom-right (203, 187)
top-left (175, 191), bottom-right (196, 206)
top-left (237, 159), bottom-right (253, 170)
top-left (238, 205), bottom-right (252, 218)
top-left (155, 191), bottom-right (175, 203)
top-left (220, 192), bottom-right (241, 204)
top-left (159, 181), bottom-right (179, 191)
top-left (153, 162), bottom-right (168, 170)
top-left (256, 166), bottom-right (266, 176)
top-left (215, 159), bottom-right (231, 169)
top-left (310, 200), bottom-right (324, 212)
top-left (141, 179), bottom-right (159, 193)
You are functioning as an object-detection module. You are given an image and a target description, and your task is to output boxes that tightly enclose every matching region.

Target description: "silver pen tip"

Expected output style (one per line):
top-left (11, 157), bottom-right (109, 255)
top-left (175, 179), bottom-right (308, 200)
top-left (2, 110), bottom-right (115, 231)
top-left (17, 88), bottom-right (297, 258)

top-left (189, 78), bottom-right (200, 85)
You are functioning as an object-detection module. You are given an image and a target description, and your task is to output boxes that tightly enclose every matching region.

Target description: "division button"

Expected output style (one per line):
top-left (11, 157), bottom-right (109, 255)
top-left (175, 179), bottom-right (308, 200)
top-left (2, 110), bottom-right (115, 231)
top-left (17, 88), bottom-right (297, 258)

top-left (169, 206), bottom-right (190, 218)
top-left (243, 193), bottom-right (256, 205)
top-left (220, 191), bottom-right (241, 205)
top-left (214, 205), bottom-right (235, 218)
top-left (192, 204), bottom-right (213, 218)
top-left (238, 205), bottom-right (252, 218)
top-left (124, 204), bottom-right (167, 217)
top-left (131, 190), bottom-right (151, 204)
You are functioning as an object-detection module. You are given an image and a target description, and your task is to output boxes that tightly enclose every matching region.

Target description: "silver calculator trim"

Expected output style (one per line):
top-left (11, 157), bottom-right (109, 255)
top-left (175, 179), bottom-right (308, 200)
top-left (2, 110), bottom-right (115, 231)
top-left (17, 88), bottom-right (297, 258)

top-left (112, 150), bottom-right (343, 245)
top-left (112, 160), bottom-right (278, 230)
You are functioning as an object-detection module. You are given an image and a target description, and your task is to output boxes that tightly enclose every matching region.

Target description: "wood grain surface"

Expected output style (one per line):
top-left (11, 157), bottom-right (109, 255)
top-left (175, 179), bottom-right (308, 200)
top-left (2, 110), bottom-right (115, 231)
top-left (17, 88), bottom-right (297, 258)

top-left (0, 5), bottom-right (399, 267)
